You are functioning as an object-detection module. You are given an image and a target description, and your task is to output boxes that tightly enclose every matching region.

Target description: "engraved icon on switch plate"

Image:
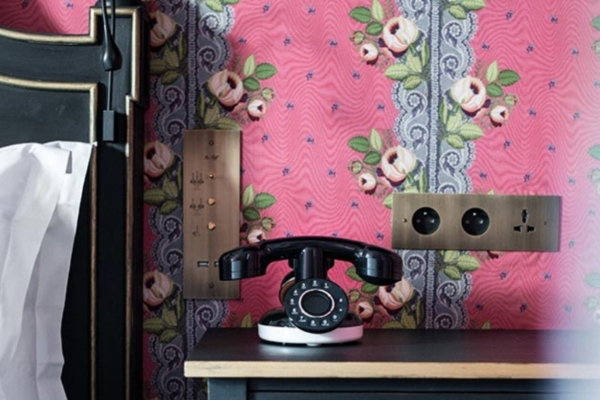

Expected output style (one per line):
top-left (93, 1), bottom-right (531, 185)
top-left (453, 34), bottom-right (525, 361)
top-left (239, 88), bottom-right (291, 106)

top-left (190, 171), bottom-right (204, 188)
top-left (391, 194), bottom-right (561, 252)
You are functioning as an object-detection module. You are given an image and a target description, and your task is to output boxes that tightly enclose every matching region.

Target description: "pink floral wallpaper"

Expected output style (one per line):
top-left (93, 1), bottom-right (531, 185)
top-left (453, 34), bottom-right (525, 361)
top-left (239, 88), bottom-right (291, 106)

top-left (2, 0), bottom-right (600, 399)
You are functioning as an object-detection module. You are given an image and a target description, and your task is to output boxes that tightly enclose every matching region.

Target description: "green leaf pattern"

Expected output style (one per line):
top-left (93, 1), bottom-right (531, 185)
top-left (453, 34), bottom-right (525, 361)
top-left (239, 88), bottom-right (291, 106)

top-left (589, 145), bottom-right (600, 161)
top-left (584, 271), bottom-right (600, 324)
top-left (349, 1), bottom-right (428, 90)
top-left (205, 0), bottom-right (240, 13)
top-left (348, 2), bottom-right (519, 150)
top-left (243, 54), bottom-right (256, 76)
top-left (369, 129), bottom-right (383, 151)
top-left (143, 159), bottom-right (182, 215)
top-left (150, 44), bottom-right (277, 128)
top-left (142, 0), bottom-right (579, 334)
top-left (143, 290), bottom-right (184, 344)
top-left (589, 14), bottom-right (600, 246)
top-left (241, 313), bottom-right (254, 328)
top-left (198, 54), bottom-right (277, 126)
top-left (349, 6), bottom-right (372, 23)
top-left (439, 251), bottom-right (481, 280)
top-left (589, 143), bottom-right (600, 199)
top-left (240, 184), bottom-right (277, 243)
top-left (371, 0), bottom-right (384, 22)
top-left (585, 273), bottom-right (600, 289)
top-left (350, 263), bottom-right (423, 329)
top-left (485, 61), bottom-right (499, 82)
top-left (205, 0), bottom-right (224, 12)
top-left (349, 136), bottom-right (371, 153)
top-left (440, 58), bottom-right (520, 147)
top-left (348, 128), bottom-right (424, 206)
top-left (255, 63), bottom-right (277, 79)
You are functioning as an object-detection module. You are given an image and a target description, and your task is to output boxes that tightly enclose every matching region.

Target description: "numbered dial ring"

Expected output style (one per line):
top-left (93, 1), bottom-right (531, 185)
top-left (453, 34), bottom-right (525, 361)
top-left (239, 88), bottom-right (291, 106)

top-left (283, 278), bottom-right (348, 333)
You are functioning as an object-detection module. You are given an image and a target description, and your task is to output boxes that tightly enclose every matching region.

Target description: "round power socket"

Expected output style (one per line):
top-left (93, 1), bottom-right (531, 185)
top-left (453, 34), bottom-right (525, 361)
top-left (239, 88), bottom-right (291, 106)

top-left (461, 208), bottom-right (490, 236)
top-left (412, 207), bottom-right (440, 235)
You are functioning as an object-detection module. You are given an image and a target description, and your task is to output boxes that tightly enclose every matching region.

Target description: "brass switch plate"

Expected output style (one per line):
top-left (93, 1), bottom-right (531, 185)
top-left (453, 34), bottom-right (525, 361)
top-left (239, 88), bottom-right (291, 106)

top-left (183, 129), bottom-right (240, 299)
top-left (391, 194), bottom-right (561, 252)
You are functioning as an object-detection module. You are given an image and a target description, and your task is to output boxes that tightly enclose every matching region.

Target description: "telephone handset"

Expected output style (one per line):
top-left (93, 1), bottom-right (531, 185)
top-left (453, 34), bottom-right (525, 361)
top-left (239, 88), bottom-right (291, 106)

top-left (219, 236), bottom-right (403, 345)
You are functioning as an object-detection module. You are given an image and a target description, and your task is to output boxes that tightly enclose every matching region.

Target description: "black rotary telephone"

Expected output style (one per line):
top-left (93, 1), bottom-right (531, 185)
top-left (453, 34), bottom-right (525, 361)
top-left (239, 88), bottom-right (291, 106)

top-left (219, 236), bottom-right (403, 344)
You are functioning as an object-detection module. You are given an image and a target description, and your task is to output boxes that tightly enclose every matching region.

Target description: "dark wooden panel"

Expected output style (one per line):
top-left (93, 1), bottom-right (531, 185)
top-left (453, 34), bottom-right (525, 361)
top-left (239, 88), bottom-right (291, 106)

top-left (209, 379), bottom-right (247, 400)
top-left (250, 394), bottom-right (597, 400)
top-left (190, 328), bottom-right (600, 364)
top-left (249, 378), bottom-right (600, 394)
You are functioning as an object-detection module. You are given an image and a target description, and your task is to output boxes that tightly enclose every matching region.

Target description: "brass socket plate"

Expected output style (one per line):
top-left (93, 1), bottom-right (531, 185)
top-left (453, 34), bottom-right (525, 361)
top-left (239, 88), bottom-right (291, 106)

top-left (183, 129), bottom-right (240, 299)
top-left (391, 194), bottom-right (561, 252)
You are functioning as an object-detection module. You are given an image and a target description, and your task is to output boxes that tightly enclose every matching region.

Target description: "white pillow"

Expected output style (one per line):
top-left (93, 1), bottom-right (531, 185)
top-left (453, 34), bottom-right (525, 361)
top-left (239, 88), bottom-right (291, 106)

top-left (0, 142), bottom-right (91, 400)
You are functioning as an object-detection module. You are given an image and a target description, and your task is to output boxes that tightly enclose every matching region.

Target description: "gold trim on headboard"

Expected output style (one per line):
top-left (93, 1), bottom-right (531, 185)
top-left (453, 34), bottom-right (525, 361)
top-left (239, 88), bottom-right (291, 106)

top-left (129, 8), bottom-right (142, 105)
top-left (0, 7), bottom-right (141, 102)
top-left (0, 8), bottom-right (135, 44)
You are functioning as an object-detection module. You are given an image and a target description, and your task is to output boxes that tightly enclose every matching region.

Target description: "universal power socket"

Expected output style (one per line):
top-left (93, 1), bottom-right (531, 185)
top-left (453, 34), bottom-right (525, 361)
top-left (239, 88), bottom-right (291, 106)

top-left (391, 194), bottom-right (561, 251)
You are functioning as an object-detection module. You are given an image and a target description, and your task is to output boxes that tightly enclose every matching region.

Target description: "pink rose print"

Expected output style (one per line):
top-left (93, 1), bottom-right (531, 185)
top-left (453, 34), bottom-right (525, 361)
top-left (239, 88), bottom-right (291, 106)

top-left (149, 11), bottom-right (177, 48)
top-left (207, 69), bottom-right (244, 108)
top-left (198, 54), bottom-right (278, 129)
top-left (142, 269), bottom-right (183, 344)
top-left (346, 267), bottom-right (424, 329)
top-left (376, 278), bottom-right (414, 312)
top-left (359, 42), bottom-right (379, 63)
top-left (349, 2), bottom-right (427, 89)
top-left (240, 185), bottom-right (276, 244)
top-left (144, 141), bottom-right (174, 178)
top-left (381, 145), bottom-right (418, 186)
top-left (356, 301), bottom-right (374, 321)
top-left (348, 129), bottom-right (425, 207)
top-left (451, 76), bottom-right (487, 114)
top-left (357, 173), bottom-right (377, 194)
top-left (143, 141), bottom-right (181, 216)
top-left (346, 266), bottom-right (424, 329)
top-left (490, 105), bottom-right (509, 126)
top-left (143, 270), bottom-right (174, 308)
top-left (247, 97), bottom-right (268, 118)
top-left (382, 16), bottom-right (419, 55)
top-left (442, 61), bottom-right (520, 149)
top-left (247, 228), bottom-right (266, 244)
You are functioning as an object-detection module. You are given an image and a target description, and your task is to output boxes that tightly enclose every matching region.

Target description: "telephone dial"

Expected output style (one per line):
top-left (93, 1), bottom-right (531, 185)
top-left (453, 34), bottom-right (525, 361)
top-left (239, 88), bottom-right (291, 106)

top-left (219, 236), bottom-right (403, 345)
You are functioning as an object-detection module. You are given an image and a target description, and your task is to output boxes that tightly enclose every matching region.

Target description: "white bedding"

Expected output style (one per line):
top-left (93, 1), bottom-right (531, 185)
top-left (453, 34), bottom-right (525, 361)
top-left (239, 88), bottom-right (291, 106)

top-left (0, 142), bottom-right (91, 400)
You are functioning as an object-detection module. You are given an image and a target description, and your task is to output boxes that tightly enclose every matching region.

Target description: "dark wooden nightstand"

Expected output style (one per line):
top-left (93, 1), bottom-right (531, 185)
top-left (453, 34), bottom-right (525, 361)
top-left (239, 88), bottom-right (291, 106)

top-left (185, 329), bottom-right (600, 399)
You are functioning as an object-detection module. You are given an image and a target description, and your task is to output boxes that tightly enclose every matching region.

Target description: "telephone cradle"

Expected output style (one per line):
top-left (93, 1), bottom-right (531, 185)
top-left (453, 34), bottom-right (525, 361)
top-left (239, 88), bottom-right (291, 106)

top-left (218, 236), bottom-right (403, 345)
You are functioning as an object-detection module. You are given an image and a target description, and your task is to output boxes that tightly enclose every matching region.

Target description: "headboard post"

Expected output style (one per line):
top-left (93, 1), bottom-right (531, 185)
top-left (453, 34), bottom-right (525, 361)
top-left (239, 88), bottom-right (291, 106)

top-left (0, 4), bottom-right (148, 400)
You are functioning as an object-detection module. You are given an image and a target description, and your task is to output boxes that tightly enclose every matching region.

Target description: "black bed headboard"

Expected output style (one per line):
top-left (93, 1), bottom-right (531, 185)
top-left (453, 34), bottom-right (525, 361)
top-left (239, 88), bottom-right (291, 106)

top-left (0, 5), bottom-right (147, 400)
